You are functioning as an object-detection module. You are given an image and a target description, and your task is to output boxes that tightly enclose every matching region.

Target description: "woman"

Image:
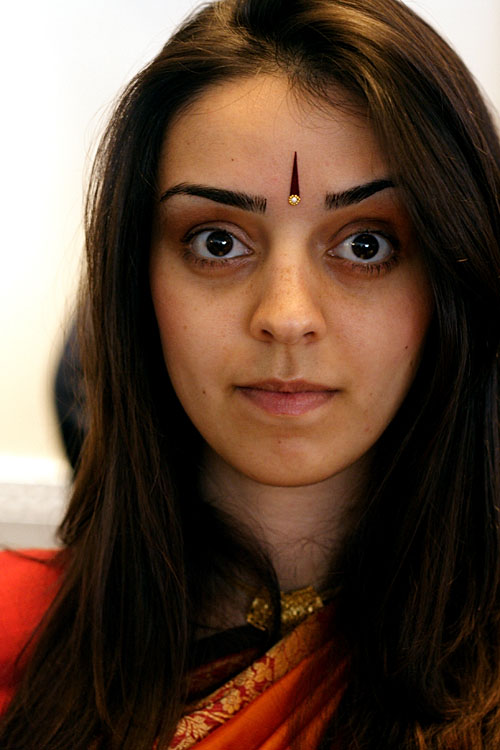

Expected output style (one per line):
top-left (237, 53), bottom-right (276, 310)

top-left (1, 0), bottom-right (500, 747)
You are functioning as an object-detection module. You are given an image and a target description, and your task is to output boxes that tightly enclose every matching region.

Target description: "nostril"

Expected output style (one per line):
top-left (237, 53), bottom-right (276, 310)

top-left (260, 328), bottom-right (274, 341)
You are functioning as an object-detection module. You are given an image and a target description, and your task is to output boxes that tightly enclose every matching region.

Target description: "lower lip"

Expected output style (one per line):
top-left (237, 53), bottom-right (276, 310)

top-left (238, 387), bottom-right (335, 416)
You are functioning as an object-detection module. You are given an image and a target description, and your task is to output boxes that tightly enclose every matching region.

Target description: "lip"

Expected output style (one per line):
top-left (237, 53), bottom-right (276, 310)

top-left (236, 379), bottom-right (337, 416)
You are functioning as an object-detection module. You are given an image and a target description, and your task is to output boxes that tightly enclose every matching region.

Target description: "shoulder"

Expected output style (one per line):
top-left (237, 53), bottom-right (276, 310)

top-left (0, 549), bottom-right (65, 711)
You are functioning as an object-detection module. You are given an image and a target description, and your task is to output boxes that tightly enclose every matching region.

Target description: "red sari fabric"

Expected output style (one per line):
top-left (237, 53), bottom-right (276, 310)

top-left (0, 550), bottom-right (346, 748)
top-left (0, 548), bottom-right (64, 713)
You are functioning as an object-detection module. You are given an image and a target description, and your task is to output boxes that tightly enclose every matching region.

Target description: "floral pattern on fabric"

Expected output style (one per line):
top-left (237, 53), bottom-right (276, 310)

top-left (168, 607), bottom-right (333, 750)
top-left (187, 647), bottom-right (260, 699)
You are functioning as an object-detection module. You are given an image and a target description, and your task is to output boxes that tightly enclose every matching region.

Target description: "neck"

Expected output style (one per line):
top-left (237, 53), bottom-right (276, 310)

top-left (201, 447), bottom-right (368, 592)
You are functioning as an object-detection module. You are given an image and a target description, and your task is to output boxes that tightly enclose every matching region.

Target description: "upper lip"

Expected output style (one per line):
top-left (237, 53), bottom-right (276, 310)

top-left (238, 379), bottom-right (335, 393)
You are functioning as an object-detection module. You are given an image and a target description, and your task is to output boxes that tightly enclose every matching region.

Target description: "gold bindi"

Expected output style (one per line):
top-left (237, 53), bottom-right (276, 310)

top-left (288, 152), bottom-right (301, 205)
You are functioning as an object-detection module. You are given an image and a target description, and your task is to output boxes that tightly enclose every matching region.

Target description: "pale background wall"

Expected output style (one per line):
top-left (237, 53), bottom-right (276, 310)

top-left (0, 0), bottom-right (203, 485)
top-left (0, 0), bottom-right (499, 544)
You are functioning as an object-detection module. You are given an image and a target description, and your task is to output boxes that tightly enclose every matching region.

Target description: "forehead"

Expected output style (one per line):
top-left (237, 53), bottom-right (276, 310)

top-left (159, 75), bottom-right (387, 197)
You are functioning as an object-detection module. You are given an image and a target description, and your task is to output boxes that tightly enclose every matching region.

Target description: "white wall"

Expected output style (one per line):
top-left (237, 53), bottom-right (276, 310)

top-left (406, 0), bottom-right (500, 109)
top-left (0, 0), bottom-right (499, 492)
top-left (0, 0), bottom-right (202, 487)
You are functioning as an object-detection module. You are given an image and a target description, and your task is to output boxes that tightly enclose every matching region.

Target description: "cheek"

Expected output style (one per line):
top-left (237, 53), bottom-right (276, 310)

top-left (151, 279), bottom-right (232, 407)
top-left (352, 282), bottom-right (433, 405)
top-left (153, 292), bottom-right (197, 379)
top-left (390, 282), bottom-right (433, 360)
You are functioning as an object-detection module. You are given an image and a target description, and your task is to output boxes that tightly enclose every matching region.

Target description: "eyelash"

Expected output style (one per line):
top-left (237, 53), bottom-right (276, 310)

top-left (181, 226), bottom-right (401, 275)
top-left (181, 226), bottom-right (250, 268)
top-left (333, 229), bottom-right (400, 276)
top-left (342, 255), bottom-right (399, 276)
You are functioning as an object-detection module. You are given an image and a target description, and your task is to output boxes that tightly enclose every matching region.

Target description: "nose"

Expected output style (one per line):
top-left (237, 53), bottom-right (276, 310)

top-left (249, 255), bottom-right (327, 344)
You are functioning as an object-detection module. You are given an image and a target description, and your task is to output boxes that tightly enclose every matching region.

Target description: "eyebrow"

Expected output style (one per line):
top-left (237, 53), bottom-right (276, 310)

top-left (324, 178), bottom-right (395, 210)
top-left (159, 178), bottom-right (395, 213)
top-left (159, 183), bottom-right (267, 214)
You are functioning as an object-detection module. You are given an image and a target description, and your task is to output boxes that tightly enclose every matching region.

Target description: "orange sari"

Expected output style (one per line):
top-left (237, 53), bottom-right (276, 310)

top-left (169, 607), bottom-right (346, 749)
top-left (0, 550), bottom-right (346, 748)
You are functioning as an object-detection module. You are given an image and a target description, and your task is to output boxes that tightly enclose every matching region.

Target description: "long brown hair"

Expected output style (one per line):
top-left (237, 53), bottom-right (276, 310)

top-left (2, 0), bottom-right (500, 747)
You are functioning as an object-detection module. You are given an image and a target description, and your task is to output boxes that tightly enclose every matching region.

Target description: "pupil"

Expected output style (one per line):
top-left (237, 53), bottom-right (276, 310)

top-left (351, 233), bottom-right (379, 260)
top-left (206, 230), bottom-right (233, 256)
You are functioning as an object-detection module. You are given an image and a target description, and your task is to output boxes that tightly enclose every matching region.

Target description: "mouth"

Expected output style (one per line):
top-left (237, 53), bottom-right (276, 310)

top-left (236, 379), bottom-right (337, 416)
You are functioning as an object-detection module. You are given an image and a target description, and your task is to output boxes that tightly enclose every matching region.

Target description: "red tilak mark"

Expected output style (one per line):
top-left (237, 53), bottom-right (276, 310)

top-left (290, 152), bottom-right (300, 195)
top-left (288, 152), bottom-right (301, 205)
top-left (291, 152), bottom-right (299, 194)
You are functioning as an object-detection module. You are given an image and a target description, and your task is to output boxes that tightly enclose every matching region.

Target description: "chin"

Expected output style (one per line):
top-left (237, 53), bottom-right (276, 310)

top-left (235, 458), bottom-right (359, 488)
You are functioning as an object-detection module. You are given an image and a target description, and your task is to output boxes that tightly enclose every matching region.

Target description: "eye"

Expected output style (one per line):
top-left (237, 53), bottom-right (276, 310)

top-left (332, 231), bottom-right (395, 264)
top-left (189, 228), bottom-right (250, 260)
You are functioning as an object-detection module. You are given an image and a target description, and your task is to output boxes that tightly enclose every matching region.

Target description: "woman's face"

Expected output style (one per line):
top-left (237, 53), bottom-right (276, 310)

top-left (150, 75), bottom-right (432, 487)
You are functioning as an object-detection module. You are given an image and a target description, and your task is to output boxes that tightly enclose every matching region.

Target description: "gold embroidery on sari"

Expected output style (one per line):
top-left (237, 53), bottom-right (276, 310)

top-left (168, 607), bottom-right (333, 750)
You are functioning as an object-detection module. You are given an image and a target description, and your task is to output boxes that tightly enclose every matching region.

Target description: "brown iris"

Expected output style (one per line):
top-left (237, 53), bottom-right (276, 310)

top-left (206, 230), bottom-right (234, 256)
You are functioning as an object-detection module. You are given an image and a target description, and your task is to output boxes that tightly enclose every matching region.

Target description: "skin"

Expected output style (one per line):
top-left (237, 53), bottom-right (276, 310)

top-left (150, 75), bottom-right (433, 591)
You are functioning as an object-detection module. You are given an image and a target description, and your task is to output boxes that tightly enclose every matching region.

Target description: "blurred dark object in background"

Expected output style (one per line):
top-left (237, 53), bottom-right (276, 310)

top-left (53, 323), bottom-right (87, 472)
